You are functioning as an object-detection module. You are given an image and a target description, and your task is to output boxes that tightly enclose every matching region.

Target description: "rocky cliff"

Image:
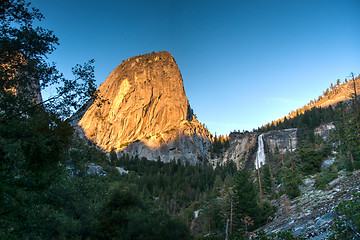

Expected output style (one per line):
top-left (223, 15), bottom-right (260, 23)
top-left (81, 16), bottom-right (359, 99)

top-left (263, 128), bottom-right (298, 154)
top-left (215, 125), bottom-right (335, 169)
top-left (72, 51), bottom-right (211, 163)
top-left (213, 132), bottom-right (257, 168)
top-left (213, 129), bottom-right (298, 168)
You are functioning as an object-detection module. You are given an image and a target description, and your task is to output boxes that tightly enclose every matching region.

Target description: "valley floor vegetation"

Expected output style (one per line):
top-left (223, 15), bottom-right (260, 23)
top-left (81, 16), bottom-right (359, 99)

top-left (1, 0), bottom-right (360, 239)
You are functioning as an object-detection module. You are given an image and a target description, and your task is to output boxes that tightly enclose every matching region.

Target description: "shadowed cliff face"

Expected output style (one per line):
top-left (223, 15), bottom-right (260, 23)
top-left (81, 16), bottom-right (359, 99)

top-left (73, 51), bottom-right (211, 163)
top-left (263, 128), bottom-right (298, 154)
top-left (212, 130), bottom-right (298, 169)
top-left (214, 132), bottom-right (258, 168)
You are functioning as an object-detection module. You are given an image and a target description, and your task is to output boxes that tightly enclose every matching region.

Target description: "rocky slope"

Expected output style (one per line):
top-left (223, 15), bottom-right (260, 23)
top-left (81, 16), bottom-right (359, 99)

top-left (261, 170), bottom-right (360, 239)
top-left (314, 78), bottom-right (360, 108)
top-left (72, 51), bottom-right (211, 163)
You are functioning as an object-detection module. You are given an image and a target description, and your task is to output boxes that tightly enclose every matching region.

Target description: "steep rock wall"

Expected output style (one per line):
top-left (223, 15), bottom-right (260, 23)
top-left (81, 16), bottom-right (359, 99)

top-left (217, 126), bottom-right (335, 169)
top-left (213, 132), bottom-right (258, 168)
top-left (214, 129), bottom-right (298, 169)
top-left (263, 128), bottom-right (298, 154)
top-left (72, 51), bottom-right (211, 163)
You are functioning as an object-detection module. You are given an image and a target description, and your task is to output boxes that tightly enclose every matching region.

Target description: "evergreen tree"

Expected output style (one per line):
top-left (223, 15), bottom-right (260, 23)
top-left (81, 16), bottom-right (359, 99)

top-left (330, 193), bottom-right (360, 239)
top-left (232, 169), bottom-right (259, 231)
top-left (334, 102), bottom-right (360, 170)
top-left (0, 1), bottom-right (97, 237)
top-left (262, 165), bottom-right (273, 196)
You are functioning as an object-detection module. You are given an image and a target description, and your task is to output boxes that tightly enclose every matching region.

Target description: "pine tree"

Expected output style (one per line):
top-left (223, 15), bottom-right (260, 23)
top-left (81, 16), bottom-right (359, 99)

top-left (232, 169), bottom-right (259, 231)
top-left (262, 165), bottom-right (273, 196)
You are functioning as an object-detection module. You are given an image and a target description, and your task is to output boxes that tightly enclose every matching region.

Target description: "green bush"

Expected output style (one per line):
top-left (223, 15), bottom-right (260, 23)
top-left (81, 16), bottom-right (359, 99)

top-left (315, 164), bottom-right (338, 189)
top-left (329, 193), bottom-right (360, 239)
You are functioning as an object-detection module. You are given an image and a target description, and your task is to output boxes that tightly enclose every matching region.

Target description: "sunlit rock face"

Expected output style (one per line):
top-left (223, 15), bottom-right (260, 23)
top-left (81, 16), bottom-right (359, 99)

top-left (313, 78), bottom-right (360, 108)
top-left (72, 51), bottom-right (211, 164)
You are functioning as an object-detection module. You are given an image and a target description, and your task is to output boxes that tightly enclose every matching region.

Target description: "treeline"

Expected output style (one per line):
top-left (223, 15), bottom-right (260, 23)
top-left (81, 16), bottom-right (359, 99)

top-left (209, 134), bottom-right (230, 158)
top-left (258, 106), bottom-right (336, 132)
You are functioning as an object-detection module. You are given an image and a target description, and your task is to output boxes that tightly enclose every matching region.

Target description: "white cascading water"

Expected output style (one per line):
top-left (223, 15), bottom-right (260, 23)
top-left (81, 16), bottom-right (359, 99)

top-left (255, 134), bottom-right (266, 169)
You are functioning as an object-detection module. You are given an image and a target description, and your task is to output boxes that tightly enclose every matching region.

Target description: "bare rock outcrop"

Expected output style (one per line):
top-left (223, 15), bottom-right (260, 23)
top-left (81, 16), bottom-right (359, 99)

top-left (314, 122), bottom-right (335, 141)
top-left (72, 51), bottom-right (211, 163)
top-left (263, 128), bottom-right (298, 154)
top-left (213, 132), bottom-right (258, 168)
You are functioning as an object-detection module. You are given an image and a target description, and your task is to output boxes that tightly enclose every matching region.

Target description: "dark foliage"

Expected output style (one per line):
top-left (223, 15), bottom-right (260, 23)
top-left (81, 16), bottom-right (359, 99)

top-left (258, 106), bottom-right (336, 132)
top-left (114, 154), bottom-right (237, 214)
top-left (209, 134), bottom-right (230, 158)
top-left (329, 193), bottom-right (360, 239)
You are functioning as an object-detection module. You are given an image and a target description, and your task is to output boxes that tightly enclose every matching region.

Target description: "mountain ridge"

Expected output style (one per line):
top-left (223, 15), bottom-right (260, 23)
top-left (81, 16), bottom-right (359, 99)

top-left (265, 76), bottom-right (360, 129)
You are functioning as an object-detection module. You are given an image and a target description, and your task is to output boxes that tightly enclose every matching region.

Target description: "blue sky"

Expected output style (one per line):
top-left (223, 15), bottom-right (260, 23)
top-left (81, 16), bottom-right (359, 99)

top-left (34, 0), bottom-right (360, 135)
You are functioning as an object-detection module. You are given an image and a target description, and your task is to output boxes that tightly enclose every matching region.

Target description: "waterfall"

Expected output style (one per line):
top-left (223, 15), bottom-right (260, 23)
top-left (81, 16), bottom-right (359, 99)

top-left (255, 134), bottom-right (266, 169)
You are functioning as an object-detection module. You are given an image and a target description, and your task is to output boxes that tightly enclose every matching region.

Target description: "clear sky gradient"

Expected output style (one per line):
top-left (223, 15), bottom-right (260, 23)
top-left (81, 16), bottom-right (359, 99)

top-left (34, 0), bottom-right (360, 135)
